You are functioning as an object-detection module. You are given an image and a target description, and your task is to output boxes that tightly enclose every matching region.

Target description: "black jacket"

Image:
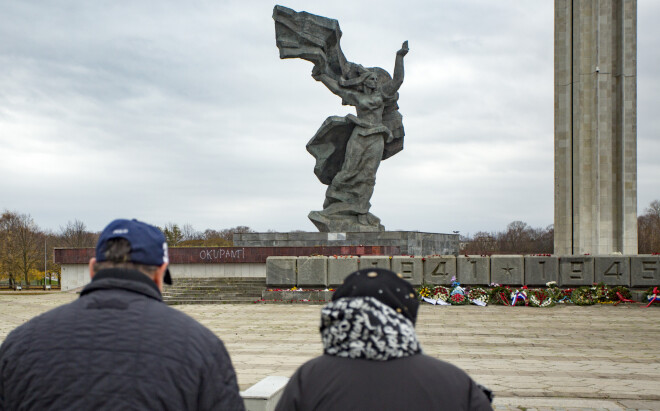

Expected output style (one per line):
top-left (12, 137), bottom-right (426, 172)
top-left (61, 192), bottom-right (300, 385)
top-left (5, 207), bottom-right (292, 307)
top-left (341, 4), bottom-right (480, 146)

top-left (0, 268), bottom-right (245, 411)
top-left (275, 354), bottom-right (492, 411)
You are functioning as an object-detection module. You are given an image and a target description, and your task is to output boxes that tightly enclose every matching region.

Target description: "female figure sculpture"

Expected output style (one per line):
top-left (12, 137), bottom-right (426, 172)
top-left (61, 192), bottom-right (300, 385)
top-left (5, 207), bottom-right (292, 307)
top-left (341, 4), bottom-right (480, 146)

top-left (274, 6), bottom-right (408, 232)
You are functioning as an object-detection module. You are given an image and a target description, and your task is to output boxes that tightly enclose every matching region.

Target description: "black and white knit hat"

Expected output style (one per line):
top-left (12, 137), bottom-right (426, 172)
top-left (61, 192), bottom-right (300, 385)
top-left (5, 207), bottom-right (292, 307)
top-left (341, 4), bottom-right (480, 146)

top-left (332, 268), bottom-right (419, 324)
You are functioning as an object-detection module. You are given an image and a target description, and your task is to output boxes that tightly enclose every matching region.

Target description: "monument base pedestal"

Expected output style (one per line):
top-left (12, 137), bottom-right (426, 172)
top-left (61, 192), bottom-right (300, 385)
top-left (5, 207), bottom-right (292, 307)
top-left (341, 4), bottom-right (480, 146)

top-left (234, 231), bottom-right (459, 256)
top-left (308, 210), bottom-right (384, 232)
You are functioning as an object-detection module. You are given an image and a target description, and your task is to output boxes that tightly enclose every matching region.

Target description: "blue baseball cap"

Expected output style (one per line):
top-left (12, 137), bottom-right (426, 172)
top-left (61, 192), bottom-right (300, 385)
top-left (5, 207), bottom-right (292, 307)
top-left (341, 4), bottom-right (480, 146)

top-left (96, 219), bottom-right (172, 285)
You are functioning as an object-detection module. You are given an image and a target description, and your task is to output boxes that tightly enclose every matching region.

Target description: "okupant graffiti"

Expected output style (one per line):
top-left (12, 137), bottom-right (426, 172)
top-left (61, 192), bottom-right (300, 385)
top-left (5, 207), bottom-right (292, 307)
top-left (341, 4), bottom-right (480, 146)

top-left (199, 248), bottom-right (246, 261)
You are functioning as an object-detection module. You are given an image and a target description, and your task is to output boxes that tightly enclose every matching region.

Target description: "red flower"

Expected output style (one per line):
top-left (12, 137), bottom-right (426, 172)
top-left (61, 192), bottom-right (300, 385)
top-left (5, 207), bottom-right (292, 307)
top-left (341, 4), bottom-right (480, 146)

top-left (450, 294), bottom-right (465, 303)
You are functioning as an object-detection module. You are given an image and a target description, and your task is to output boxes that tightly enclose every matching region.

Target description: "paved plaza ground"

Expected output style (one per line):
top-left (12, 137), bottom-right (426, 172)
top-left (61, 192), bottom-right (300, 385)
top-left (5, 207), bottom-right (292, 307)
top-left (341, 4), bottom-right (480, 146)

top-left (0, 292), bottom-right (659, 411)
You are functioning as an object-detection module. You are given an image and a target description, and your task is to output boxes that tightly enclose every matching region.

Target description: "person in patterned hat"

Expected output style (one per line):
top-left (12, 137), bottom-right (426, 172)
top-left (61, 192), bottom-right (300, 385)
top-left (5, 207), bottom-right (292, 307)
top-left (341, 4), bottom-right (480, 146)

top-left (276, 268), bottom-right (493, 411)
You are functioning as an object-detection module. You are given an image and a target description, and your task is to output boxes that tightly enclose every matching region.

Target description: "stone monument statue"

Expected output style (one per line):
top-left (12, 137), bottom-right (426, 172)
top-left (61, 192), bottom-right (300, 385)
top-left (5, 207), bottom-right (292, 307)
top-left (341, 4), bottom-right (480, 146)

top-left (273, 5), bottom-right (408, 233)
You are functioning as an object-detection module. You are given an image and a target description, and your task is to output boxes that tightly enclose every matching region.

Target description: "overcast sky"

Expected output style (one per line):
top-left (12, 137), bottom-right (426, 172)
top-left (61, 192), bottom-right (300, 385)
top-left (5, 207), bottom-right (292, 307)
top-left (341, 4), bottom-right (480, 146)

top-left (1, 1), bottom-right (658, 236)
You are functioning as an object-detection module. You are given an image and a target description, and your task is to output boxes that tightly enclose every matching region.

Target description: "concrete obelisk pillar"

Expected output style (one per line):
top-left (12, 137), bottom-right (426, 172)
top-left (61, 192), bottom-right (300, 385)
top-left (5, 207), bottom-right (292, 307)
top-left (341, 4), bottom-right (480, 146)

top-left (554, 0), bottom-right (637, 255)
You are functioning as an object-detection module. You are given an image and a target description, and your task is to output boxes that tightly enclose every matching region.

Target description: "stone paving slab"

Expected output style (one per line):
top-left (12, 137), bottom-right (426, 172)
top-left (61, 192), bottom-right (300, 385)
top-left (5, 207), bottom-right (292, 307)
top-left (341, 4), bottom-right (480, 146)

top-left (0, 293), bottom-right (659, 410)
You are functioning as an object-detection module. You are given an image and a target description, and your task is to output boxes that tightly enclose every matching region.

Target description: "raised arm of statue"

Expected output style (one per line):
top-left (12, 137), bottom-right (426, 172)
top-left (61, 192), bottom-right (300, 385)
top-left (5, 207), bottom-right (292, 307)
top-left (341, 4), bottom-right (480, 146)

top-left (314, 73), bottom-right (358, 104)
top-left (382, 41), bottom-right (408, 97)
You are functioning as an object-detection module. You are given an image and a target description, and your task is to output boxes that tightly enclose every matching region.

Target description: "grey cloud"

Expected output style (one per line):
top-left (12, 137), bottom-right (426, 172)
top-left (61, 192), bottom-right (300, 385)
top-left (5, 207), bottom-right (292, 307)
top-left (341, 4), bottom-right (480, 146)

top-left (0, 0), bottom-right (657, 235)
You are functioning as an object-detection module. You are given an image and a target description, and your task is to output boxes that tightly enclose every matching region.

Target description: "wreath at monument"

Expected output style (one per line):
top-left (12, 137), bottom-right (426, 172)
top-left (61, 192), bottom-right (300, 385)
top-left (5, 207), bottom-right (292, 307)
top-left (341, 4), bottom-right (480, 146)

top-left (488, 286), bottom-right (512, 305)
top-left (509, 289), bottom-right (528, 306)
top-left (570, 286), bottom-right (595, 306)
top-left (417, 285), bottom-right (431, 299)
top-left (528, 289), bottom-right (555, 307)
top-left (447, 279), bottom-right (469, 305)
top-left (448, 293), bottom-right (467, 305)
top-left (557, 288), bottom-right (574, 304)
top-left (607, 286), bottom-right (635, 304)
top-left (467, 288), bottom-right (489, 306)
top-left (592, 283), bottom-right (611, 303)
top-left (544, 281), bottom-right (569, 302)
top-left (415, 284), bottom-right (642, 308)
top-left (643, 287), bottom-right (660, 307)
top-left (431, 285), bottom-right (451, 303)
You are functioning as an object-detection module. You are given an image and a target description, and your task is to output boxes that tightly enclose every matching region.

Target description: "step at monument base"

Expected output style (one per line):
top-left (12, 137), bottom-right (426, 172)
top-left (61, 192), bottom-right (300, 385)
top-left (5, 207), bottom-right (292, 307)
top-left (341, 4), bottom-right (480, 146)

top-left (234, 231), bottom-right (459, 256)
top-left (163, 277), bottom-right (266, 305)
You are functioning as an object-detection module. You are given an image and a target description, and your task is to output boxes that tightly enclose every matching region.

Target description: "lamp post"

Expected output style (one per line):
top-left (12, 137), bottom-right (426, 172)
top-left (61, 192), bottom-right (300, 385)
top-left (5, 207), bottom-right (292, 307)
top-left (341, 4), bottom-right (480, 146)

top-left (44, 238), bottom-right (47, 290)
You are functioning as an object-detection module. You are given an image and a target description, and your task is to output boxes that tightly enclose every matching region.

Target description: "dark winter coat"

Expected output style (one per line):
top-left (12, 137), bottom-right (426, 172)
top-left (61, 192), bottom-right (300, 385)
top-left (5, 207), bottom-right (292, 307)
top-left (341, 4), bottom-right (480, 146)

top-left (275, 354), bottom-right (493, 411)
top-left (0, 268), bottom-right (245, 411)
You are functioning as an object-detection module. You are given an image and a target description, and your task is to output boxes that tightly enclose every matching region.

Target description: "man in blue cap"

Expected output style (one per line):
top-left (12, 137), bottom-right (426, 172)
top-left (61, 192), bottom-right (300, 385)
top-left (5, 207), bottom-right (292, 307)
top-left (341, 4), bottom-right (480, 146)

top-left (0, 218), bottom-right (245, 410)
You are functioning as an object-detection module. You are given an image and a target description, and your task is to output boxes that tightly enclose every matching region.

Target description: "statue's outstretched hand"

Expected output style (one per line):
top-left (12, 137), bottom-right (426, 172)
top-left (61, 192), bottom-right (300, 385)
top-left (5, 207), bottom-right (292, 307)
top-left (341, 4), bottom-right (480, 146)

top-left (397, 41), bottom-right (409, 57)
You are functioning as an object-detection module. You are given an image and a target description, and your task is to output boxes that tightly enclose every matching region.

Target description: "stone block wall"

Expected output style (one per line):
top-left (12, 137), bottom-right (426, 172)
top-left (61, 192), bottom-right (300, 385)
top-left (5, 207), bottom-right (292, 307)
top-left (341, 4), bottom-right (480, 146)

top-left (297, 256), bottom-right (327, 287)
top-left (559, 256), bottom-right (595, 286)
top-left (422, 256), bottom-right (456, 285)
top-left (630, 256), bottom-right (660, 287)
top-left (328, 256), bottom-right (358, 286)
top-left (490, 255), bottom-right (524, 285)
top-left (457, 256), bottom-right (490, 285)
top-left (266, 257), bottom-right (297, 287)
top-left (524, 256), bottom-right (559, 286)
top-left (391, 256), bottom-right (423, 285)
top-left (266, 255), bottom-right (660, 289)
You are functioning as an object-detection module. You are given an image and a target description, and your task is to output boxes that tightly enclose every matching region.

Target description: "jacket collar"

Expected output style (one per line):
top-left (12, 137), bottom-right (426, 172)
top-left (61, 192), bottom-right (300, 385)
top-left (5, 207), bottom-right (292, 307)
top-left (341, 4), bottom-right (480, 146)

top-left (80, 268), bottom-right (163, 301)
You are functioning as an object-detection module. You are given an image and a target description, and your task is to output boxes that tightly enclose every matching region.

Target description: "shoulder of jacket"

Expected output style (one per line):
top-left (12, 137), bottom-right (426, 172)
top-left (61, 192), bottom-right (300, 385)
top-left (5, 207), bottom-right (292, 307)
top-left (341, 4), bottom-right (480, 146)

top-left (154, 304), bottom-right (224, 346)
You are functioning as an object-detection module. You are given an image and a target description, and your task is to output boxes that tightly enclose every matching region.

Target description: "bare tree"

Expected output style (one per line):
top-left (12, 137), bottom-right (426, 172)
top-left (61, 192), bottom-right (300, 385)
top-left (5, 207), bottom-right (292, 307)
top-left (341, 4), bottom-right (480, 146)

top-left (498, 221), bottom-right (531, 253)
top-left (534, 225), bottom-right (554, 254)
top-left (219, 226), bottom-right (254, 243)
top-left (0, 211), bottom-right (43, 289)
top-left (461, 222), bottom-right (554, 255)
top-left (463, 231), bottom-right (497, 255)
top-left (195, 229), bottom-right (230, 246)
top-left (59, 219), bottom-right (97, 248)
top-left (192, 226), bottom-right (256, 246)
top-left (202, 229), bottom-right (221, 240)
top-left (181, 224), bottom-right (200, 242)
top-left (639, 200), bottom-right (660, 253)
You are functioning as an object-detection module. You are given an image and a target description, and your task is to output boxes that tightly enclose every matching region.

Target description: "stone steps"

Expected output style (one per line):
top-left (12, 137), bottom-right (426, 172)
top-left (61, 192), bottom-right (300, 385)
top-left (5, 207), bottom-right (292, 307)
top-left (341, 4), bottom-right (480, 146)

top-left (168, 282), bottom-right (265, 290)
top-left (163, 277), bottom-right (266, 305)
top-left (164, 288), bottom-right (262, 294)
top-left (168, 279), bottom-right (265, 285)
top-left (166, 299), bottom-right (258, 305)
